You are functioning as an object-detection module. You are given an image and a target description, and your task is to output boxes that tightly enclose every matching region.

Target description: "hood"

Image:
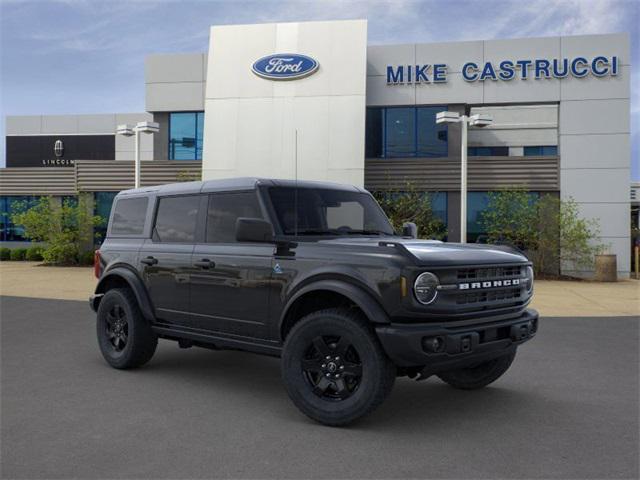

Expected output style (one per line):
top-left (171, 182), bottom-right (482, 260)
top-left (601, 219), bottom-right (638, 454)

top-left (317, 236), bottom-right (528, 267)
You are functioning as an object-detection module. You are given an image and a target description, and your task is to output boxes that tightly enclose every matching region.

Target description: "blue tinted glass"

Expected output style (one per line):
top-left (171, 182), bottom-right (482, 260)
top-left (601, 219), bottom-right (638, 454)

top-left (365, 108), bottom-right (384, 158)
top-left (524, 146), bottom-right (542, 156)
top-left (430, 192), bottom-right (447, 225)
top-left (196, 112), bottom-right (205, 160)
top-left (524, 146), bottom-right (557, 156)
top-left (467, 192), bottom-right (490, 243)
top-left (385, 108), bottom-right (415, 157)
top-left (417, 107), bottom-right (447, 157)
top-left (94, 192), bottom-right (118, 245)
top-left (169, 112), bottom-right (203, 160)
top-left (0, 196), bottom-right (40, 242)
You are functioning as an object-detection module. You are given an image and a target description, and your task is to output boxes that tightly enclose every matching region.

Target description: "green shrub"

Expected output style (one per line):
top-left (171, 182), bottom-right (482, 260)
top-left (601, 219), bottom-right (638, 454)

top-left (480, 189), bottom-right (604, 276)
top-left (10, 196), bottom-right (104, 265)
top-left (0, 247), bottom-right (11, 261)
top-left (9, 248), bottom-right (27, 261)
top-left (373, 182), bottom-right (447, 240)
top-left (25, 246), bottom-right (44, 261)
top-left (79, 250), bottom-right (95, 266)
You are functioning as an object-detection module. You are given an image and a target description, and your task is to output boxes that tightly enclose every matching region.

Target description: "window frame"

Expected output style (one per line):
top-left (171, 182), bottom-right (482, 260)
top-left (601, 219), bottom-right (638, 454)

top-left (108, 196), bottom-right (150, 238)
top-left (150, 193), bottom-right (204, 244)
top-left (203, 190), bottom-right (266, 245)
top-left (365, 105), bottom-right (448, 159)
top-left (168, 111), bottom-right (205, 161)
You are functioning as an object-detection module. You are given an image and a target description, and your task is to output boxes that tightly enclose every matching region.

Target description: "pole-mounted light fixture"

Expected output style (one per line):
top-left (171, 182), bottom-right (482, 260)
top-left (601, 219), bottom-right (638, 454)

top-left (116, 121), bottom-right (159, 188)
top-left (436, 111), bottom-right (493, 243)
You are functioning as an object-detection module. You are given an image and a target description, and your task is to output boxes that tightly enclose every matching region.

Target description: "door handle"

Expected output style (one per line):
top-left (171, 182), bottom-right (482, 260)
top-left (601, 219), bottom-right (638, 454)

top-left (194, 258), bottom-right (215, 269)
top-left (141, 256), bottom-right (158, 266)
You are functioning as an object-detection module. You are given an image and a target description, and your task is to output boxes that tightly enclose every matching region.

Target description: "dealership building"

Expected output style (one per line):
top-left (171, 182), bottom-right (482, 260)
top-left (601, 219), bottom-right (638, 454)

top-left (0, 20), bottom-right (633, 277)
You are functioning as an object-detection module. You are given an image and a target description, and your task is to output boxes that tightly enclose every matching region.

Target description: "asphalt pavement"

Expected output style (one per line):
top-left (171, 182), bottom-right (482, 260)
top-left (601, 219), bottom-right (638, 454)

top-left (1, 296), bottom-right (638, 479)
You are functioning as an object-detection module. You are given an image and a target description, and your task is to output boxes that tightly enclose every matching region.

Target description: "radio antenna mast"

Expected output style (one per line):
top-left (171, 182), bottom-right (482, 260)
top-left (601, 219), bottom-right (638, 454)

top-left (294, 128), bottom-right (298, 238)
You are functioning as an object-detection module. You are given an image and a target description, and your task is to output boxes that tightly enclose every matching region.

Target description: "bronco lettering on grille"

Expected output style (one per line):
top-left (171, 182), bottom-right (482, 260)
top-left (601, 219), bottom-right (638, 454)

top-left (459, 279), bottom-right (520, 290)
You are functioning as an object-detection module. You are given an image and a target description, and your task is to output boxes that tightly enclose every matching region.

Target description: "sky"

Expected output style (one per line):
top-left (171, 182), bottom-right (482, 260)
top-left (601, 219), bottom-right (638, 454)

top-left (1, 0), bottom-right (638, 179)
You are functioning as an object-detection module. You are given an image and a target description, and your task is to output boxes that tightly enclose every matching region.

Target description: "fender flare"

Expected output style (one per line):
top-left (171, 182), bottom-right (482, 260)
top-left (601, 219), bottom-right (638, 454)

top-left (279, 279), bottom-right (390, 334)
top-left (95, 267), bottom-right (156, 323)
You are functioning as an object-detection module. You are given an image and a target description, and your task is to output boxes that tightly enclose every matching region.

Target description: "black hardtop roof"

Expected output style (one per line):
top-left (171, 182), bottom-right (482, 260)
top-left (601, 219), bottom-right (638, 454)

top-left (116, 177), bottom-right (366, 197)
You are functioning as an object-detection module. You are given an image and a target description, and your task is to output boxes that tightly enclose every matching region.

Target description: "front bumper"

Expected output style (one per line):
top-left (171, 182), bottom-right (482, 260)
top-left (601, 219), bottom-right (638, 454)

top-left (376, 308), bottom-right (538, 370)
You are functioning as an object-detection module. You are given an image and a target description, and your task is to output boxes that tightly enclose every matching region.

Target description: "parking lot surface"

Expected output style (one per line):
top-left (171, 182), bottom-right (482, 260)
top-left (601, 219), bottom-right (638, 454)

top-left (1, 296), bottom-right (638, 479)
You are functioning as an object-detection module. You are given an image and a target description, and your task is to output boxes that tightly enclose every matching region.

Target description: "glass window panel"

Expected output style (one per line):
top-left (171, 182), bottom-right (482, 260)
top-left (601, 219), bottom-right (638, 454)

top-left (541, 146), bottom-right (558, 156)
top-left (365, 108), bottom-right (384, 158)
top-left (196, 112), bottom-right (205, 160)
top-left (94, 192), bottom-right (118, 245)
top-left (154, 195), bottom-right (200, 243)
top-left (3, 196), bottom-right (39, 242)
top-left (169, 113), bottom-right (197, 160)
top-left (467, 192), bottom-right (490, 243)
top-left (206, 192), bottom-right (263, 243)
top-left (417, 107), bottom-right (448, 157)
top-left (111, 197), bottom-right (148, 236)
top-left (385, 108), bottom-right (415, 157)
top-left (524, 146), bottom-right (542, 156)
top-left (430, 192), bottom-right (448, 226)
top-left (268, 187), bottom-right (394, 236)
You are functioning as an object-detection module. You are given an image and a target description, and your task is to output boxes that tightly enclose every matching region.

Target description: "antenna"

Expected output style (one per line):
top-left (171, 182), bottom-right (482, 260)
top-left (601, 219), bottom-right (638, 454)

top-left (294, 128), bottom-right (298, 238)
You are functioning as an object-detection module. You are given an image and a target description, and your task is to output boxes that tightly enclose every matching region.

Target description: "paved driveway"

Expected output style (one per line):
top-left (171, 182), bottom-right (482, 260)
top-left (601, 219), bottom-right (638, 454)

top-left (1, 296), bottom-right (638, 479)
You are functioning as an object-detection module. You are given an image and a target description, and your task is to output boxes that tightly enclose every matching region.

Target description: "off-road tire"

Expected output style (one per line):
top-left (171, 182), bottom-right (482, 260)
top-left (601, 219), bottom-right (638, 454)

top-left (437, 349), bottom-right (516, 390)
top-left (281, 308), bottom-right (396, 426)
top-left (96, 288), bottom-right (158, 369)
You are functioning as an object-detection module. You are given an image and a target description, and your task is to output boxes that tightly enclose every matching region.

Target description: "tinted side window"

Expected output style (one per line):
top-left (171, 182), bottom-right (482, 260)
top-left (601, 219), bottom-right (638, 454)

top-left (110, 197), bottom-right (148, 235)
top-left (154, 195), bottom-right (200, 243)
top-left (206, 192), bottom-right (262, 243)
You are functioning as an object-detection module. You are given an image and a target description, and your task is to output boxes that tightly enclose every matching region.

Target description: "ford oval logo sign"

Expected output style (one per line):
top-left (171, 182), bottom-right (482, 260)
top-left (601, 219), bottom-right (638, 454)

top-left (252, 53), bottom-right (319, 80)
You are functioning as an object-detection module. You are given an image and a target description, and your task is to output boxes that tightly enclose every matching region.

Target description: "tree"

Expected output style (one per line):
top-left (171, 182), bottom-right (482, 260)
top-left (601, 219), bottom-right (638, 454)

top-left (373, 183), bottom-right (447, 240)
top-left (480, 189), bottom-right (604, 276)
top-left (11, 196), bottom-right (104, 265)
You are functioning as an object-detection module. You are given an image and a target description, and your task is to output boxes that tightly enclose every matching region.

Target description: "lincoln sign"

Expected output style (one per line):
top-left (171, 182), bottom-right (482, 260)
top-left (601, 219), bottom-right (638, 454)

top-left (386, 55), bottom-right (620, 84)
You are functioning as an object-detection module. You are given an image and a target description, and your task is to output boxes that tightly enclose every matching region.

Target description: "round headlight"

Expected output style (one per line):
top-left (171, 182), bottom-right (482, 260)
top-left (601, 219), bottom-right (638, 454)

top-left (526, 266), bottom-right (534, 294)
top-left (414, 272), bottom-right (439, 305)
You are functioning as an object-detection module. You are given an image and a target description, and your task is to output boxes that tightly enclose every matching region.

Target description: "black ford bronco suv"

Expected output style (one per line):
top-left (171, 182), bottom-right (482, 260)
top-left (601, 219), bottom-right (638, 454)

top-left (91, 178), bottom-right (537, 426)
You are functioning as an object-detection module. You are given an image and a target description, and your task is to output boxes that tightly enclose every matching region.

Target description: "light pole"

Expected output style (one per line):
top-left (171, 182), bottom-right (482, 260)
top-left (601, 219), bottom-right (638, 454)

top-left (116, 121), bottom-right (159, 188)
top-left (436, 111), bottom-right (492, 243)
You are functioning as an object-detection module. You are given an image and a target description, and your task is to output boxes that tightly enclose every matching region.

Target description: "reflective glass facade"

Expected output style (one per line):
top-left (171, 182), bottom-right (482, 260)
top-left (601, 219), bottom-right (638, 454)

top-left (365, 106), bottom-right (448, 158)
top-left (94, 192), bottom-right (118, 244)
top-left (0, 196), bottom-right (40, 242)
top-left (467, 191), bottom-right (540, 243)
top-left (169, 112), bottom-right (204, 160)
top-left (524, 146), bottom-right (558, 156)
top-left (468, 146), bottom-right (509, 156)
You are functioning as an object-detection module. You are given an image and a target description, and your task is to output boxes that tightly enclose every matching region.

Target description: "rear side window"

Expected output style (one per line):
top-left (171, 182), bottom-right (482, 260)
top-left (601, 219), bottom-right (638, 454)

top-left (154, 195), bottom-right (200, 243)
top-left (110, 197), bottom-right (148, 235)
top-left (206, 192), bottom-right (262, 243)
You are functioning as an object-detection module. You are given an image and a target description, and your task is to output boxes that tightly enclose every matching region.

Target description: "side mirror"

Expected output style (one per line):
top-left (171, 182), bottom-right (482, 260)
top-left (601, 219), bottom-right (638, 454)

top-left (236, 217), bottom-right (274, 243)
top-left (402, 222), bottom-right (418, 239)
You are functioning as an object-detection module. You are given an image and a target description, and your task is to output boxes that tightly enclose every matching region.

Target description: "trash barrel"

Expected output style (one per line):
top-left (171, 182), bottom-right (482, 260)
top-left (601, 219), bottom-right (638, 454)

top-left (594, 254), bottom-right (617, 282)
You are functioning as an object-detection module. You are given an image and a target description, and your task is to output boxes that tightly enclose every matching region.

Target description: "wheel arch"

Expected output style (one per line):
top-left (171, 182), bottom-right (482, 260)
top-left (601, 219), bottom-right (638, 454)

top-left (94, 267), bottom-right (155, 323)
top-left (279, 279), bottom-right (389, 341)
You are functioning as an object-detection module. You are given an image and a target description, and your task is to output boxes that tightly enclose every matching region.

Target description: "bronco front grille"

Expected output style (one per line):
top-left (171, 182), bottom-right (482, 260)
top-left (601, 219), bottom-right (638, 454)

top-left (456, 287), bottom-right (522, 305)
top-left (457, 266), bottom-right (522, 281)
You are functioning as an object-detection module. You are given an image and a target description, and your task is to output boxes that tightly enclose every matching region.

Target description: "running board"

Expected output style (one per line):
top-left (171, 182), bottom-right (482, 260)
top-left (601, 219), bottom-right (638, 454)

top-left (152, 325), bottom-right (282, 357)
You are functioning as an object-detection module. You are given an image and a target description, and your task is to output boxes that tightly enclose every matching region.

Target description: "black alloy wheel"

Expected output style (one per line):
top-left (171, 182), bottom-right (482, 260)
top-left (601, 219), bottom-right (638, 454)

top-left (96, 288), bottom-right (158, 369)
top-left (301, 335), bottom-right (363, 400)
top-left (281, 308), bottom-right (396, 426)
top-left (105, 304), bottom-right (129, 352)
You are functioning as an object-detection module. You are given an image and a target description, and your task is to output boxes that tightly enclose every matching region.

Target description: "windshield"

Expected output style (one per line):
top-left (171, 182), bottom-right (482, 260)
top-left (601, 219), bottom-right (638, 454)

top-left (268, 187), bottom-right (395, 236)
